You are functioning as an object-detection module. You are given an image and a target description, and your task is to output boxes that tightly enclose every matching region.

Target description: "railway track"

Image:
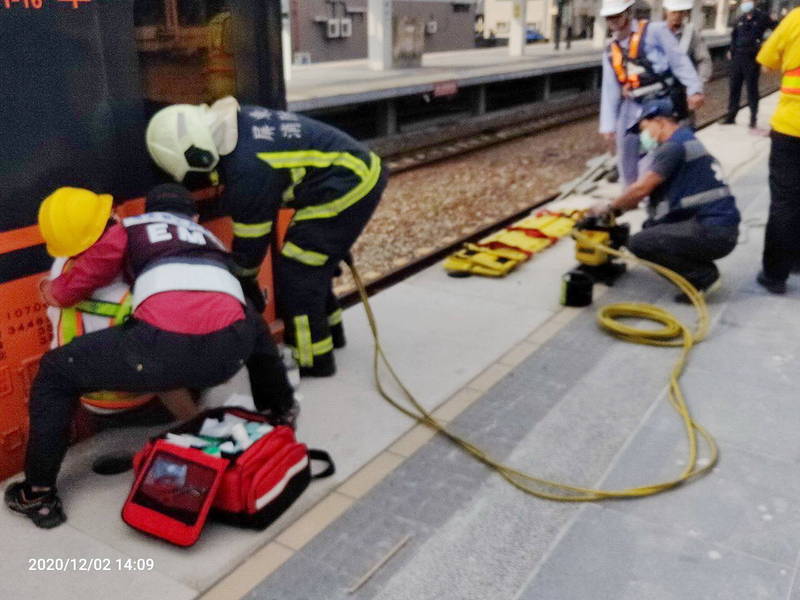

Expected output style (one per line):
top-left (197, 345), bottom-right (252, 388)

top-left (383, 102), bottom-right (601, 174)
top-left (339, 83), bottom-right (780, 307)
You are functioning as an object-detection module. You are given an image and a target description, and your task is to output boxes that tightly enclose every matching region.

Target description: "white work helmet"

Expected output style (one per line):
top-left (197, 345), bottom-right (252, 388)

top-left (600, 0), bottom-right (635, 17)
top-left (146, 104), bottom-right (219, 182)
top-left (663, 0), bottom-right (694, 11)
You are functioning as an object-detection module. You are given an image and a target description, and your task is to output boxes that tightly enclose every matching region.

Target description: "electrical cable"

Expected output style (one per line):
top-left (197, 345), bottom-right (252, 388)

top-left (346, 232), bottom-right (717, 502)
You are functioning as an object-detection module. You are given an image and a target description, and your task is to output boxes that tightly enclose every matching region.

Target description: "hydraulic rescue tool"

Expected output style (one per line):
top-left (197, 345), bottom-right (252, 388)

top-left (571, 213), bottom-right (630, 286)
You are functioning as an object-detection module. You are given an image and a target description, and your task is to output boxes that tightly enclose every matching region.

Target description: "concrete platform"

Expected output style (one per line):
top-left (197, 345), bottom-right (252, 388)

top-left (287, 34), bottom-right (732, 112)
top-left (2, 95), bottom-right (785, 600)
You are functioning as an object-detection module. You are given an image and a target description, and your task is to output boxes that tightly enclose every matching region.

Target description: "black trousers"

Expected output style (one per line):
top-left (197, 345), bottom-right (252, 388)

top-left (276, 172), bottom-right (387, 368)
top-left (762, 131), bottom-right (800, 282)
top-left (727, 53), bottom-right (761, 125)
top-left (25, 309), bottom-right (292, 487)
top-left (628, 219), bottom-right (739, 289)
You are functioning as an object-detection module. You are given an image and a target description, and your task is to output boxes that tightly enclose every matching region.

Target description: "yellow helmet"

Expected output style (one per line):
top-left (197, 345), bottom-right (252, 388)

top-left (38, 187), bottom-right (113, 257)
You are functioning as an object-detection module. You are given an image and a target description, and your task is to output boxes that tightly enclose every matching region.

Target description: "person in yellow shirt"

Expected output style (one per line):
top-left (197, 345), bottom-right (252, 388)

top-left (755, 7), bottom-right (800, 293)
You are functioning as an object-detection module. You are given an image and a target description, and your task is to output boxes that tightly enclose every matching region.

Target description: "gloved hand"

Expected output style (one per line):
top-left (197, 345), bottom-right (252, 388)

top-left (587, 200), bottom-right (612, 218)
top-left (238, 276), bottom-right (266, 313)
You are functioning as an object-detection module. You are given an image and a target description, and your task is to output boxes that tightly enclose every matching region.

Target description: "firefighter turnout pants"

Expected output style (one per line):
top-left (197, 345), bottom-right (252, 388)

top-left (277, 171), bottom-right (387, 373)
top-left (25, 308), bottom-right (293, 487)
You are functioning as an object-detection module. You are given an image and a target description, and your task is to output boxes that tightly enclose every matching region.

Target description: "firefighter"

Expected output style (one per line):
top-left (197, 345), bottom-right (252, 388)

top-left (4, 184), bottom-right (295, 528)
top-left (754, 5), bottom-right (800, 293)
top-left (146, 97), bottom-right (387, 377)
top-left (722, 1), bottom-right (776, 128)
top-left (591, 98), bottom-right (740, 301)
top-left (599, 0), bottom-right (705, 187)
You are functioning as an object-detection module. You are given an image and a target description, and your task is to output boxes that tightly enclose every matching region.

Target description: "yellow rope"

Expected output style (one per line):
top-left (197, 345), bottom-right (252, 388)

top-left (347, 231), bottom-right (717, 501)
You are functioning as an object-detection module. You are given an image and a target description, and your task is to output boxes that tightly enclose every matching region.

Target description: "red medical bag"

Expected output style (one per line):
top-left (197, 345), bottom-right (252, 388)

top-left (124, 407), bottom-right (334, 546)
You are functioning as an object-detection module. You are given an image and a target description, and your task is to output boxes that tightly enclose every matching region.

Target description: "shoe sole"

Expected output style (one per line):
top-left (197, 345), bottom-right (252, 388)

top-left (5, 491), bottom-right (67, 529)
top-left (756, 274), bottom-right (786, 294)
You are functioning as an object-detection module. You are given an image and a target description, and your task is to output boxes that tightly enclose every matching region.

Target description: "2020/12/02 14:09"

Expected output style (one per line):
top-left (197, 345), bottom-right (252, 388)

top-left (27, 557), bottom-right (156, 571)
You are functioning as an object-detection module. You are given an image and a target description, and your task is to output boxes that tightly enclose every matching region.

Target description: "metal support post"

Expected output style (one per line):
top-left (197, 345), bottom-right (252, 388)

top-left (651, 0), bottom-right (664, 20)
top-left (369, 0), bottom-right (393, 71)
top-left (691, 0), bottom-right (704, 29)
top-left (593, 9), bottom-right (607, 48)
top-left (554, 0), bottom-right (563, 50)
top-left (509, 0), bottom-right (527, 57)
top-left (473, 85), bottom-right (487, 116)
top-left (377, 100), bottom-right (398, 136)
top-left (715, 0), bottom-right (730, 32)
top-left (543, 0), bottom-right (555, 41)
top-left (282, 0), bottom-right (292, 82)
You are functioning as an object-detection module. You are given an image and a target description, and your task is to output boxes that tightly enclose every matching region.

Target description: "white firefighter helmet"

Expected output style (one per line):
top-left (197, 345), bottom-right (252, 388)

top-left (600, 0), bottom-right (635, 17)
top-left (663, 0), bottom-right (694, 11)
top-left (146, 104), bottom-right (219, 182)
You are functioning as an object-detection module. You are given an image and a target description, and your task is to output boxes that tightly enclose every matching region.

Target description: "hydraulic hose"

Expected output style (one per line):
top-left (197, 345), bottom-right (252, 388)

top-left (346, 231), bottom-right (717, 502)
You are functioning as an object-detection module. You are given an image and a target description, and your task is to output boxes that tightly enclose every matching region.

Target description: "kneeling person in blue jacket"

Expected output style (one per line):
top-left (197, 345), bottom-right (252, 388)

top-left (593, 98), bottom-right (740, 301)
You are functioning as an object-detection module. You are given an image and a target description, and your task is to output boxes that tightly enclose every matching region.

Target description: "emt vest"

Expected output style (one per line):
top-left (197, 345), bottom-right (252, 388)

top-left (122, 212), bottom-right (245, 310)
top-left (647, 127), bottom-right (740, 227)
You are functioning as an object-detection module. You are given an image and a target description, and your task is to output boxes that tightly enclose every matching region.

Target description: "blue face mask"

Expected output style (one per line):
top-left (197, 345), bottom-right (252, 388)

top-left (741, 1), bottom-right (754, 13)
top-left (640, 129), bottom-right (660, 152)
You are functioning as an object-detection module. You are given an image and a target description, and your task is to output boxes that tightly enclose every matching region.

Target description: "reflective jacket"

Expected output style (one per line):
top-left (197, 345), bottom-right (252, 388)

top-left (647, 127), bottom-right (740, 227)
top-left (219, 106), bottom-right (383, 276)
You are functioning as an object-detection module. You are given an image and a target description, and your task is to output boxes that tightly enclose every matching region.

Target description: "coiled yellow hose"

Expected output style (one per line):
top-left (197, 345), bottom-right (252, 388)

top-left (348, 231), bottom-right (717, 502)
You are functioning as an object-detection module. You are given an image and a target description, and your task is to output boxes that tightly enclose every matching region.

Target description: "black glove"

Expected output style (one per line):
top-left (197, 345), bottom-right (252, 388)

top-left (238, 276), bottom-right (267, 313)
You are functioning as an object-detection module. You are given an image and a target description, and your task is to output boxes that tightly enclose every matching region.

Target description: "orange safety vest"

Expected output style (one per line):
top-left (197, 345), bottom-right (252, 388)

top-left (609, 20), bottom-right (650, 90)
top-left (57, 294), bottom-right (152, 414)
top-left (781, 66), bottom-right (800, 95)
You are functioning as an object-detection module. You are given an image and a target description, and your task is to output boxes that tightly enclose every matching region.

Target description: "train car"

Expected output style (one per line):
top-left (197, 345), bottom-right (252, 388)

top-left (0, 0), bottom-right (287, 481)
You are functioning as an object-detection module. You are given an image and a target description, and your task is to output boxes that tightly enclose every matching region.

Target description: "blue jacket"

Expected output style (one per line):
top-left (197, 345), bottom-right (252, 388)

top-left (646, 127), bottom-right (740, 228)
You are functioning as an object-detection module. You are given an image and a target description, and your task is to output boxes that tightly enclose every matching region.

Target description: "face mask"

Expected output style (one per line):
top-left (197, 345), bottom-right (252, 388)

top-left (740, 2), bottom-right (754, 13)
top-left (640, 129), bottom-right (660, 152)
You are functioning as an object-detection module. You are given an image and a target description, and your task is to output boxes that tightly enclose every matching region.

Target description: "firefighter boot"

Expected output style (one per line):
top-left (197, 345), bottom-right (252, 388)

top-left (331, 322), bottom-right (346, 349)
top-left (299, 352), bottom-right (336, 378)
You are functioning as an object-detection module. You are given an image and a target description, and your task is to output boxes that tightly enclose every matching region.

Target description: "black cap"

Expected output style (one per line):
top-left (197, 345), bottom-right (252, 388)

top-left (145, 183), bottom-right (198, 216)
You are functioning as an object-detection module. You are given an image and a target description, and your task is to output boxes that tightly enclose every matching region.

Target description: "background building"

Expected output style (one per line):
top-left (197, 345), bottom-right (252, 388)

top-left (481, 0), bottom-right (596, 42)
top-left (289, 0), bottom-right (479, 64)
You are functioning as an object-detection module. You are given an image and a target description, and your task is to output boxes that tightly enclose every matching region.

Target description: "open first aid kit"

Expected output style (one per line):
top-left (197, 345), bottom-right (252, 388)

top-left (123, 407), bottom-right (334, 547)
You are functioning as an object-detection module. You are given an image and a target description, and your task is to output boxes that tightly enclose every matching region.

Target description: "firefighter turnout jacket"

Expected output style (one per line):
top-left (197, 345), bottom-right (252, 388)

top-left (219, 106), bottom-right (382, 277)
